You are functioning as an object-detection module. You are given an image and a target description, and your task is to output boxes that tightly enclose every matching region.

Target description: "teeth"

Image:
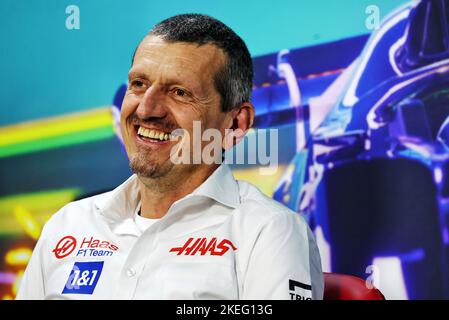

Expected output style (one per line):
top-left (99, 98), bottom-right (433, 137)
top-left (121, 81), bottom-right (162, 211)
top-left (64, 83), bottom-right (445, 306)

top-left (137, 126), bottom-right (170, 141)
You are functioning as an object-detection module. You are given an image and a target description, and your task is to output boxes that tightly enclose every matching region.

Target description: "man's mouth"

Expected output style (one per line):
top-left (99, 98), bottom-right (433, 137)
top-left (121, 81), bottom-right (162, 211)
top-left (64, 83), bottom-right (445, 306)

top-left (136, 125), bottom-right (171, 142)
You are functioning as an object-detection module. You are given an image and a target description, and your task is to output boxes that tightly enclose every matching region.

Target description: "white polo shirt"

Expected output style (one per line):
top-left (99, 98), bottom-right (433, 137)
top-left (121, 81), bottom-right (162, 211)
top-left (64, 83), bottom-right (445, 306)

top-left (16, 164), bottom-right (324, 300)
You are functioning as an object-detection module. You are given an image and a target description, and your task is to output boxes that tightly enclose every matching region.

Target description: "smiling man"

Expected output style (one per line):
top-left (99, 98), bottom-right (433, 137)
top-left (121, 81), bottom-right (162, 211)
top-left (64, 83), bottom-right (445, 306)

top-left (17, 14), bottom-right (324, 300)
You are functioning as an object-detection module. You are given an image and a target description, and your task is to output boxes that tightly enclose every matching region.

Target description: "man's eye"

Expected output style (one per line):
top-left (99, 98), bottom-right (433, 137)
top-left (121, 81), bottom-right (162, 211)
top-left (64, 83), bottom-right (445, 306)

top-left (131, 80), bottom-right (144, 88)
top-left (175, 88), bottom-right (186, 97)
top-left (130, 80), bottom-right (145, 89)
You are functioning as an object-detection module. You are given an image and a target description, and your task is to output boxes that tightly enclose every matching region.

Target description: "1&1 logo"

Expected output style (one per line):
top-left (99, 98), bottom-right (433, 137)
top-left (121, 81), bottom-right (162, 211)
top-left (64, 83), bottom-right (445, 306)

top-left (53, 236), bottom-right (77, 259)
top-left (62, 261), bottom-right (104, 295)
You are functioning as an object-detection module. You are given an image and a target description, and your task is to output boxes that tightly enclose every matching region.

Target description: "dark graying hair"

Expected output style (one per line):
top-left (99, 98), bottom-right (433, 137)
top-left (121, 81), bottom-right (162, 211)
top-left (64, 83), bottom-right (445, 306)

top-left (133, 14), bottom-right (253, 112)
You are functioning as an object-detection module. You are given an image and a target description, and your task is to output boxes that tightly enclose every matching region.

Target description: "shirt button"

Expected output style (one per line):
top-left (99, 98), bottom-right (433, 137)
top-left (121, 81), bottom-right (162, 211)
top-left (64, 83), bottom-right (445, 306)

top-left (126, 268), bottom-right (136, 277)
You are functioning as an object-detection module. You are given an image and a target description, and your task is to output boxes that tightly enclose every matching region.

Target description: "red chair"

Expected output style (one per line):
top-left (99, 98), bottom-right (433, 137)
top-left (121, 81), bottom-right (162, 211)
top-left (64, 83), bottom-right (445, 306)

top-left (324, 272), bottom-right (386, 300)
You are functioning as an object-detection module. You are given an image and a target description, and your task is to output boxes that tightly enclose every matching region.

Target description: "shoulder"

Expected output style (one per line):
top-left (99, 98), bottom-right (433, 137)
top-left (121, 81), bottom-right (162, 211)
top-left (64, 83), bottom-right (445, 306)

top-left (235, 179), bottom-right (309, 235)
top-left (39, 190), bottom-right (113, 239)
top-left (232, 180), bottom-right (322, 290)
top-left (237, 179), bottom-right (303, 219)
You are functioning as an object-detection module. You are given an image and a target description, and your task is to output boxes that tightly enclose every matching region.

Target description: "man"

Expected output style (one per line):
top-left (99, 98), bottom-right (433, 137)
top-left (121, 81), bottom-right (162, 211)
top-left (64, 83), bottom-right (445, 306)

top-left (16, 14), bottom-right (323, 300)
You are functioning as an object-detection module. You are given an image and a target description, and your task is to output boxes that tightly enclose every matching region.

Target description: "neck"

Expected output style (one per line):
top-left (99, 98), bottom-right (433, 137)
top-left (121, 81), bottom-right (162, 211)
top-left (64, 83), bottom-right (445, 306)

top-left (138, 164), bottom-right (219, 219)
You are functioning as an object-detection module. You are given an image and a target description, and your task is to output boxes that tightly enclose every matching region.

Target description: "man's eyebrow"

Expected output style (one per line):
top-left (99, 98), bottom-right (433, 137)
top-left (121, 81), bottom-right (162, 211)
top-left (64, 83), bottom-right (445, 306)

top-left (127, 69), bottom-right (201, 94)
top-left (128, 70), bottom-right (148, 80)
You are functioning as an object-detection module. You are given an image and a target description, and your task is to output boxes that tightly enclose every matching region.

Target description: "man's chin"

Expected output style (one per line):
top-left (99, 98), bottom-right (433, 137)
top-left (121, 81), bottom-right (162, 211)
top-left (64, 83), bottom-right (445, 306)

top-left (129, 156), bottom-right (172, 179)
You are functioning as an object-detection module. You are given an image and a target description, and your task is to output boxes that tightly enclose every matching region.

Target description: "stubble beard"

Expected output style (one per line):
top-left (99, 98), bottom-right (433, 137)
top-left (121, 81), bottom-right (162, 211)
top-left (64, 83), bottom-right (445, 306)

top-left (129, 147), bottom-right (173, 179)
top-left (129, 149), bottom-right (194, 194)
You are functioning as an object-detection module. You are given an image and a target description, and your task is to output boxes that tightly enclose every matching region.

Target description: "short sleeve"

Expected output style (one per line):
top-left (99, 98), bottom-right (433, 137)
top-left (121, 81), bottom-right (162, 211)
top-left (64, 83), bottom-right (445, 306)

top-left (241, 212), bottom-right (324, 300)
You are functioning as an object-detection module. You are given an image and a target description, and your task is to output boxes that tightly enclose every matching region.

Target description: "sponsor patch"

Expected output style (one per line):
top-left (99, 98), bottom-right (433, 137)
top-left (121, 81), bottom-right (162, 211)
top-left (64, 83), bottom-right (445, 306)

top-left (289, 279), bottom-right (312, 300)
top-left (62, 261), bottom-right (104, 294)
top-left (53, 236), bottom-right (118, 259)
top-left (53, 236), bottom-right (77, 259)
top-left (169, 237), bottom-right (237, 256)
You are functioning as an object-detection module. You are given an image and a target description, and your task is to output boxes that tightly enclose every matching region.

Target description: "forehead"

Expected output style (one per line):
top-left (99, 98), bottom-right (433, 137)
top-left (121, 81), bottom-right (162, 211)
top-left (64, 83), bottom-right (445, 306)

top-left (131, 35), bottom-right (225, 83)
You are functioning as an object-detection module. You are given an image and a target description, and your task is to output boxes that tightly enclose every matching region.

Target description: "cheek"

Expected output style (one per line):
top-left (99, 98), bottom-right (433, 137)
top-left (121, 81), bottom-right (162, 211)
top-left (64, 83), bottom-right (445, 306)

top-left (120, 95), bottom-right (137, 125)
top-left (175, 103), bottom-right (226, 139)
top-left (205, 111), bottom-right (227, 131)
top-left (172, 106), bottom-right (204, 131)
top-left (119, 95), bottom-right (138, 146)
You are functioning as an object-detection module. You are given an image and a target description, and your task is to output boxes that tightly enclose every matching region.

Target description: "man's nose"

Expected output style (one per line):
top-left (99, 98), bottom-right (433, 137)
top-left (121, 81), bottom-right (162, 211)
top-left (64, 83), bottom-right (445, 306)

top-left (135, 85), bottom-right (168, 119)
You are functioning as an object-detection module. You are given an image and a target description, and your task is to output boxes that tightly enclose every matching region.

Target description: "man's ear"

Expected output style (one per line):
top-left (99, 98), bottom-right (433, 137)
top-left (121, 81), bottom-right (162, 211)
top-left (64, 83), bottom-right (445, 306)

top-left (223, 102), bottom-right (255, 150)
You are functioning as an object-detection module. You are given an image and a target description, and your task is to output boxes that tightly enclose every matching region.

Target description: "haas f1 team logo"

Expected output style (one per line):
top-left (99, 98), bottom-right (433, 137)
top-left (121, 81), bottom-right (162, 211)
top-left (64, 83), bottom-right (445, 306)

top-left (170, 237), bottom-right (237, 256)
top-left (53, 236), bottom-right (119, 259)
top-left (53, 236), bottom-right (77, 259)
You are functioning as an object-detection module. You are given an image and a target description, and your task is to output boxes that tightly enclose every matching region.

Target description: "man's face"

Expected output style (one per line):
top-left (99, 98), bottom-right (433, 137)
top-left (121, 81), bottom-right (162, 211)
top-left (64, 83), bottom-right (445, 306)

top-left (121, 35), bottom-right (229, 179)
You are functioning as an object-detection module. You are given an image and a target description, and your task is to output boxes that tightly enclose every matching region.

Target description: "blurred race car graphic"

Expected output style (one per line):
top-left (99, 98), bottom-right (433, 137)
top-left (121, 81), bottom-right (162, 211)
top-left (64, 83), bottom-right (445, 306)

top-left (262, 0), bottom-right (449, 299)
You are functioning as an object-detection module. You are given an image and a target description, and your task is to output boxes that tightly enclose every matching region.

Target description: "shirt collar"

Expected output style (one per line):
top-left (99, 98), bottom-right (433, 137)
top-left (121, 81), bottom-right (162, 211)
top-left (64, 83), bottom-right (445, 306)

top-left (94, 164), bottom-right (240, 222)
top-left (191, 164), bottom-right (241, 209)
